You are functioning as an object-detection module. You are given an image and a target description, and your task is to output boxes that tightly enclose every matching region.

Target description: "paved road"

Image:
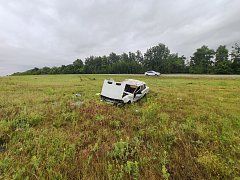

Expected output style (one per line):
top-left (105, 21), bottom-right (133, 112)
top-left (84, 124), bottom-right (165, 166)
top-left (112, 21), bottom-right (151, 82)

top-left (161, 74), bottom-right (240, 78)
top-left (3, 74), bottom-right (240, 79)
top-left (94, 74), bottom-right (240, 79)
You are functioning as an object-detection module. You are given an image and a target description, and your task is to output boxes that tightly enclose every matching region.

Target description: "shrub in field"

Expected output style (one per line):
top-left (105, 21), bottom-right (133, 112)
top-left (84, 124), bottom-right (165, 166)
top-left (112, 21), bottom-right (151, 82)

top-left (0, 120), bottom-right (11, 143)
top-left (110, 120), bottom-right (122, 129)
top-left (107, 138), bottom-right (141, 179)
top-left (0, 115), bottom-right (42, 154)
top-left (11, 114), bottom-right (43, 129)
top-left (53, 112), bottom-right (77, 127)
top-left (111, 140), bottom-right (130, 161)
top-left (107, 163), bottom-right (124, 180)
top-left (160, 150), bottom-right (170, 180)
top-left (197, 151), bottom-right (234, 178)
top-left (142, 103), bottom-right (159, 123)
top-left (0, 157), bottom-right (13, 178)
top-left (1, 128), bottom-right (77, 179)
top-left (125, 161), bottom-right (139, 179)
top-left (95, 115), bottom-right (105, 122)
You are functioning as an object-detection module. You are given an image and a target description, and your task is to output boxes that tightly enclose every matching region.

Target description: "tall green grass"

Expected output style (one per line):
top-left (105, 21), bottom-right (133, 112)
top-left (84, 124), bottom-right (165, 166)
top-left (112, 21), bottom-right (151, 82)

top-left (0, 75), bottom-right (239, 179)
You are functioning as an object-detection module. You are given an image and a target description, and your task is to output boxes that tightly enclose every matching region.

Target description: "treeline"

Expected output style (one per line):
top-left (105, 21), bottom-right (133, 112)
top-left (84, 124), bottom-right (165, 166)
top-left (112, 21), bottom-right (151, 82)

top-left (12, 43), bottom-right (240, 75)
top-left (189, 43), bottom-right (240, 74)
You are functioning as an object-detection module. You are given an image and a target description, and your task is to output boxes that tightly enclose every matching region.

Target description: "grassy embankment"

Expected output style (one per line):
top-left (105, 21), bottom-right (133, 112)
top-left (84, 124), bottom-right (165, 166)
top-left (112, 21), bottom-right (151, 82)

top-left (0, 75), bottom-right (239, 179)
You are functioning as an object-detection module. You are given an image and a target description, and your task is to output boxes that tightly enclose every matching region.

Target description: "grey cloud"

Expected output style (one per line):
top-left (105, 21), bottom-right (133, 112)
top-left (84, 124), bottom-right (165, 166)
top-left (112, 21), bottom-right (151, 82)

top-left (0, 0), bottom-right (239, 75)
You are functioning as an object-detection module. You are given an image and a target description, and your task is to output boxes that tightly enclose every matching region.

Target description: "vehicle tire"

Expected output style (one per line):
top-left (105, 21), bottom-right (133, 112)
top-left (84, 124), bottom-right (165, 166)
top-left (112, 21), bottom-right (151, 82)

top-left (117, 103), bottom-right (125, 107)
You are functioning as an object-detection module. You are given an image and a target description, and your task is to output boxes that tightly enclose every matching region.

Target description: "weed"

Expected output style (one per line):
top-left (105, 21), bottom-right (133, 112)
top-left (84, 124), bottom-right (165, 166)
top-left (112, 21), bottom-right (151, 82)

top-left (125, 161), bottom-right (139, 179)
top-left (110, 120), bottom-right (121, 129)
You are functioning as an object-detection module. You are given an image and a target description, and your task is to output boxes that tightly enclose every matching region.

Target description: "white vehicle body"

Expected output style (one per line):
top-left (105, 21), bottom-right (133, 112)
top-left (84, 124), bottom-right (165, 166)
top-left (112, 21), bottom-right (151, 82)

top-left (101, 79), bottom-right (149, 104)
top-left (145, 70), bottom-right (160, 76)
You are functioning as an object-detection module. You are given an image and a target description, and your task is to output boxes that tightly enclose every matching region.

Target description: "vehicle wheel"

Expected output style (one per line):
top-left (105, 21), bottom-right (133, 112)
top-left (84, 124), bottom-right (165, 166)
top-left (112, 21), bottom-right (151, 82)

top-left (127, 100), bottom-right (132, 104)
top-left (117, 103), bottom-right (125, 107)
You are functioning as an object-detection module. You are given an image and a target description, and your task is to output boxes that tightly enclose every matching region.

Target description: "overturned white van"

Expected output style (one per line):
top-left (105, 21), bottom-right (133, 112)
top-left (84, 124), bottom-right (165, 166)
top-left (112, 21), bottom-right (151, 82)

top-left (100, 79), bottom-right (149, 104)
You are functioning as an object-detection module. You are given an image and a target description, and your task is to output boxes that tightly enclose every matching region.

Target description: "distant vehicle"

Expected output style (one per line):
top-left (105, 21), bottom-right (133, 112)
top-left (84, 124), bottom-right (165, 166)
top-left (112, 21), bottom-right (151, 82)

top-left (145, 70), bottom-right (160, 76)
top-left (100, 79), bottom-right (149, 105)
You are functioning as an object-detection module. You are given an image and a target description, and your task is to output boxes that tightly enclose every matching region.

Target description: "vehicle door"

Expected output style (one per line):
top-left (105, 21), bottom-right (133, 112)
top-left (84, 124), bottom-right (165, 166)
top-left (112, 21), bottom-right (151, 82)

top-left (133, 86), bottom-right (143, 101)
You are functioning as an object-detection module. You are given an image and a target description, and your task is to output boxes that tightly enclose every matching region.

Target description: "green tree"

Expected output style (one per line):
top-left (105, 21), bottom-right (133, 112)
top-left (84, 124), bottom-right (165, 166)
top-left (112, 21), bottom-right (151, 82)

top-left (143, 43), bottom-right (170, 73)
top-left (41, 67), bottom-right (51, 74)
top-left (108, 53), bottom-right (120, 65)
top-left (50, 67), bottom-right (60, 74)
top-left (215, 45), bottom-right (228, 63)
top-left (10, 43), bottom-right (195, 75)
top-left (214, 61), bottom-right (232, 74)
top-left (214, 45), bottom-right (232, 74)
top-left (73, 59), bottom-right (83, 67)
top-left (72, 59), bottom-right (84, 73)
top-left (231, 43), bottom-right (240, 74)
top-left (136, 50), bottom-right (144, 65)
top-left (190, 45), bottom-right (215, 74)
top-left (165, 54), bottom-right (186, 73)
top-left (101, 55), bottom-right (109, 74)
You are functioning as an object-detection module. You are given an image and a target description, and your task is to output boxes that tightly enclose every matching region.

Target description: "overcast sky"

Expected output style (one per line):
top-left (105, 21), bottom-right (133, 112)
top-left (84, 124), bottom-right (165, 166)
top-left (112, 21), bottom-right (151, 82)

top-left (0, 0), bottom-right (240, 75)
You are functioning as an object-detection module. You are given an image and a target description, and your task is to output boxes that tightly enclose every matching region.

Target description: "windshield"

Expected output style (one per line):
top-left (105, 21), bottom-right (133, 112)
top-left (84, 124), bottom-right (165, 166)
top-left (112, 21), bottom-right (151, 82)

top-left (124, 84), bottom-right (137, 94)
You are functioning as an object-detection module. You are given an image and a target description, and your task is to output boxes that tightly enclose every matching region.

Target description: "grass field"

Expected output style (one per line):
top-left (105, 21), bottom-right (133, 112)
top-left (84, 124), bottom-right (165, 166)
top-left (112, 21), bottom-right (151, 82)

top-left (0, 74), bottom-right (240, 179)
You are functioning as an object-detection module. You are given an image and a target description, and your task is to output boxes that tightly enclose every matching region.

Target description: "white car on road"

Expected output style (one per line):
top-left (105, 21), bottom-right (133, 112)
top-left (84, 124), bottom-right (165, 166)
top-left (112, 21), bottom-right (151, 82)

top-left (101, 79), bottom-right (149, 105)
top-left (145, 71), bottom-right (160, 76)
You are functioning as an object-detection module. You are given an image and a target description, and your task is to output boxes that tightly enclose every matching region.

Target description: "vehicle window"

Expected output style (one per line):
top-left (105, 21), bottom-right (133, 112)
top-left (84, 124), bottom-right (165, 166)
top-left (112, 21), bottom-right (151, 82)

top-left (136, 87), bottom-right (141, 94)
top-left (124, 84), bottom-right (136, 93)
top-left (140, 85), bottom-right (145, 91)
top-left (116, 82), bottom-right (121, 85)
